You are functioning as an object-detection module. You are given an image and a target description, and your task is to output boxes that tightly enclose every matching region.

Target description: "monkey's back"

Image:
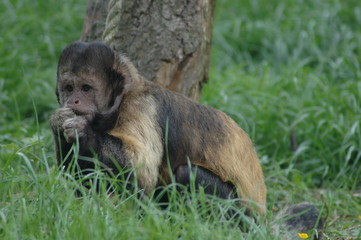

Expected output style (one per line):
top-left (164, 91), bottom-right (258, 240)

top-left (148, 81), bottom-right (267, 213)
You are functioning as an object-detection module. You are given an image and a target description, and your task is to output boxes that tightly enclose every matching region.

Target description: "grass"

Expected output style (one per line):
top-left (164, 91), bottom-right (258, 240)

top-left (0, 0), bottom-right (360, 239)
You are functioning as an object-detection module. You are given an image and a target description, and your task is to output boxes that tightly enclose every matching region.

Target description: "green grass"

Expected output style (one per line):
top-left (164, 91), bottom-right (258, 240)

top-left (0, 0), bottom-right (360, 239)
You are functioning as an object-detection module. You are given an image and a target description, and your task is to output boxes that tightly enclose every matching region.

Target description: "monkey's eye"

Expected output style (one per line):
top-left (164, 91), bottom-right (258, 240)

top-left (82, 84), bottom-right (92, 92)
top-left (65, 85), bottom-right (73, 92)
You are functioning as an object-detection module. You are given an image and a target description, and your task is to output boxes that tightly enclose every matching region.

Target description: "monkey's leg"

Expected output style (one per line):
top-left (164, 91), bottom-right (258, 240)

top-left (174, 164), bottom-right (237, 199)
top-left (174, 164), bottom-right (253, 230)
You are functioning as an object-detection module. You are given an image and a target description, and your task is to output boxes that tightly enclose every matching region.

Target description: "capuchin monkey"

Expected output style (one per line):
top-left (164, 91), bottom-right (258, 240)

top-left (50, 42), bottom-right (323, 238)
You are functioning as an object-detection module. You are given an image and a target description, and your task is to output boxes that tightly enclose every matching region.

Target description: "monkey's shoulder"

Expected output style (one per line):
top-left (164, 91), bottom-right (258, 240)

top-left (139, 80), bottom-right (227, 118)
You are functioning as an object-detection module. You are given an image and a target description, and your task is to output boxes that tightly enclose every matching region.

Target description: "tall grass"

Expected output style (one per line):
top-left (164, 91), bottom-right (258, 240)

top-left (204, 0), bottom-right (361, 187)
top-left (1, 0), bottom-right (360, 239)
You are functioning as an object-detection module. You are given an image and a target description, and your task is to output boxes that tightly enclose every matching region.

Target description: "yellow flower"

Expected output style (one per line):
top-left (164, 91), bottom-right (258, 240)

top-left (358, 215), bottom-right (361, 221)
top-left (298, 233), bottom-right (309, 239)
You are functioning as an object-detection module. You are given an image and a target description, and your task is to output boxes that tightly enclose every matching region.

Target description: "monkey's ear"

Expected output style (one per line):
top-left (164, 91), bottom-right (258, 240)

top-left (111, 54), bottom-right (135, 94)
top-left (104, 53), bottom-right (134, 110)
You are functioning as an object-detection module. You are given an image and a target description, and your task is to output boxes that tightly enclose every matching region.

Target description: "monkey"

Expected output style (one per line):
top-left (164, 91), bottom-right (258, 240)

top-left (50, 41), bottom-right (267, 214)
top-left (50, 42), bottom-right (324, 238)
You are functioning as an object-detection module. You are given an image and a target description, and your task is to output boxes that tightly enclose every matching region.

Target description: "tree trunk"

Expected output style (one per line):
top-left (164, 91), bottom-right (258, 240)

top-left (81, 0), bottom-right (215, 100)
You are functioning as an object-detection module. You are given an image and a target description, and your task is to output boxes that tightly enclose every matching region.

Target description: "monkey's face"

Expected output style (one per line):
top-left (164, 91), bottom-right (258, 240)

top-left (57, 71), bottom-right (111, 120)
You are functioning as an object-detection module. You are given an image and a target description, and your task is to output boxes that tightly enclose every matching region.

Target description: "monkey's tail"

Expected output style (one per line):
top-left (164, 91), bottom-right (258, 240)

top-left (271, 202), bottom-right (324, 240)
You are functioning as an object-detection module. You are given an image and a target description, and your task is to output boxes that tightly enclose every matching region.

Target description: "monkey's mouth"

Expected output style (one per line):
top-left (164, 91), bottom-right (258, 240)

top-left (72, 109), bottom-right (95, 120)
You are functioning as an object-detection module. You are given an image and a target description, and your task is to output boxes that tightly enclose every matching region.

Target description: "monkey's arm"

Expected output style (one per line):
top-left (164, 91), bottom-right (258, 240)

top-left (51, 108), bottom-right (130, 174)
top-left (90, 132), bottom-right (130, 175)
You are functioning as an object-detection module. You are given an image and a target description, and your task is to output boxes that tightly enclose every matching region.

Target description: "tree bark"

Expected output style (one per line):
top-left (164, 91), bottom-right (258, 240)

top-left (81, 0), bottom-right (215, 100)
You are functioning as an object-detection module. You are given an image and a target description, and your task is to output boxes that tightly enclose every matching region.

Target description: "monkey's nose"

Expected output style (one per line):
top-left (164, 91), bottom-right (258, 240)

top-left (75, 100), bottom-right (80, 104)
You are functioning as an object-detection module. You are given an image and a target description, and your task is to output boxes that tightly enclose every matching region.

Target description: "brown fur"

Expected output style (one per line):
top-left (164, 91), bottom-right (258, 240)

top-left (108, 53), bottom-right (266, 213)
top-left (108, 91), bottom-right (164, 194)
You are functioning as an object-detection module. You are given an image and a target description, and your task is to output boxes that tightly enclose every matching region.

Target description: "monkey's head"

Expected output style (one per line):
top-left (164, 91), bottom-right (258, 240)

top-left (56, 42), bottom-right (131, 122)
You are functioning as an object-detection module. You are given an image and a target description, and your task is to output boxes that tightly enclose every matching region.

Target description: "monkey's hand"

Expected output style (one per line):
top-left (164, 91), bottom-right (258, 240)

top-left (50, 107), bottom-right (75, 134)
top-left (62, 116), bottom-right (91, 144)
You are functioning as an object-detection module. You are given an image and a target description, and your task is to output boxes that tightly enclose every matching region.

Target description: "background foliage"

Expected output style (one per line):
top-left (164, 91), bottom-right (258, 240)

top-left (0, 0), bottom-right (360, 239)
